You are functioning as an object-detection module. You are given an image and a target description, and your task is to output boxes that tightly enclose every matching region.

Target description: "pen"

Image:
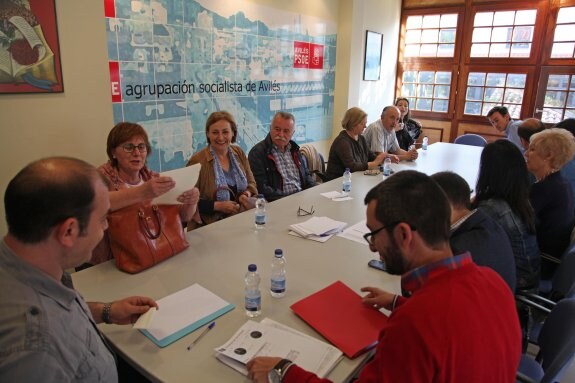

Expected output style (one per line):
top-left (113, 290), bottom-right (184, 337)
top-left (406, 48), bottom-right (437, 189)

top-left (187, 322), bottom-right (216, 351)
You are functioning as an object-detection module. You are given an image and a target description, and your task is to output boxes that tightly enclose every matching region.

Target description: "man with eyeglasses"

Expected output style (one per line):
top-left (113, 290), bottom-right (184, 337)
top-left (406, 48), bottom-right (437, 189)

top-left (248, 111), bottom-right (316, 202)
top-left (247, 171), bottom-right (521, 383)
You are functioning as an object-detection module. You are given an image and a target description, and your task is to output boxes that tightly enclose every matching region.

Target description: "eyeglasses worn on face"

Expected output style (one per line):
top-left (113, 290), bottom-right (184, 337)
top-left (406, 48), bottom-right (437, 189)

top-left (363, 222), bottom-right (417, 245)
top-left (363, 226), bottom-right (386, 246)
top-left (122, 143), bottom-right (147, 153)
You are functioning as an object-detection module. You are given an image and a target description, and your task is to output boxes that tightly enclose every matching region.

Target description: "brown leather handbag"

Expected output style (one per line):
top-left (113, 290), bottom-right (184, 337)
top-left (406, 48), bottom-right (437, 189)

top-left (107, 203), bottom-right (189, 274)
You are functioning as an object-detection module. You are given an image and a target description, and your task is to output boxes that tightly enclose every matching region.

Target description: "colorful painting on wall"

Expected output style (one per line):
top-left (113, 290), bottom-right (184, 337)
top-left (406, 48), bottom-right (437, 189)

top-left (0, 0), bottom-right (64, 93)
top-left (104, 0), bottom-right (337, 172)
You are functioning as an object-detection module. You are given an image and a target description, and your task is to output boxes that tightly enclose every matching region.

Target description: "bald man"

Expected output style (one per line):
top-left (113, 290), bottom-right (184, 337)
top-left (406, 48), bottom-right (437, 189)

top-left (363, 105), bottom-right (418, 162)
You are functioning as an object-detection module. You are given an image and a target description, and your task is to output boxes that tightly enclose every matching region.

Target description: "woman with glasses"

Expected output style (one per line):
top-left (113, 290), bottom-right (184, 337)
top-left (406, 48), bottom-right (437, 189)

top-left (86, 122), bottom-right (200, 267)
top-left (186, 111), bottom-right (258, 227)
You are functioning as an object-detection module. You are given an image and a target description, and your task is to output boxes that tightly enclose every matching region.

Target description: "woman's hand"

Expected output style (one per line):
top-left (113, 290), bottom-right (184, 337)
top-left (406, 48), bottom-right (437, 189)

top-left (178, 187), bottom-right (200, 221)
top-left (238, 192), bottom-right (255, 211)
top-left (214, 200), bottom-right (241, 215)
top-left (374, 152), bottom-right (386, 166)
top-left (143, 176), bottom-right (175, 199)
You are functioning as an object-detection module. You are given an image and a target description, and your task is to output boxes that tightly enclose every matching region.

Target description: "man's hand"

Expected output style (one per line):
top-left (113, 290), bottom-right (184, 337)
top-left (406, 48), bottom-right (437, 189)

top-left (360, 287), bottom-right (396, 311)
top-left (247, 356), bottom-right (283, 383)
top-left (110, 296), bottom-right (158, 325)
top-left (407, 147), bottom-right (419, 160)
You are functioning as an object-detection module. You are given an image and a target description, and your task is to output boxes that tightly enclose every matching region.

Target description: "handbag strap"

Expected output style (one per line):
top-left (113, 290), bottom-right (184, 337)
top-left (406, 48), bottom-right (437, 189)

top-left (212, 185), bottom-right (237, 202)
top-left (138, 205), bottom-right (162, 239)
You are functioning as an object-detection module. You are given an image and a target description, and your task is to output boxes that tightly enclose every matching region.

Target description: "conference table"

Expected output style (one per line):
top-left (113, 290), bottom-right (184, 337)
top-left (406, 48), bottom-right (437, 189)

top-left (72, 142), bottom-right (483, 382)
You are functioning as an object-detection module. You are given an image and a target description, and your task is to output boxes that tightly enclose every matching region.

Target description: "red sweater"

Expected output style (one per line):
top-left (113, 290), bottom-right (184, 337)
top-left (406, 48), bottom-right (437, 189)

top-left (285, 261), bottom-right (521, 383)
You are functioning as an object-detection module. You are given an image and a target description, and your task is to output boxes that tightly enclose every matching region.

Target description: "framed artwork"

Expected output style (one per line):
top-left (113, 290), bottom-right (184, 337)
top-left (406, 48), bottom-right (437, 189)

top-left (0, 0), bottom-right (64, 93)
top-left (363, 30), bottom-right (383, 81)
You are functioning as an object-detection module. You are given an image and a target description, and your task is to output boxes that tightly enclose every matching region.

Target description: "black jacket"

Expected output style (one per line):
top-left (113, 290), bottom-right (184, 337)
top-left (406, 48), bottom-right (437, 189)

top-left (248, 134), bottom-right (316, 201)
top-left (451, 210), bottom-right (517, 292)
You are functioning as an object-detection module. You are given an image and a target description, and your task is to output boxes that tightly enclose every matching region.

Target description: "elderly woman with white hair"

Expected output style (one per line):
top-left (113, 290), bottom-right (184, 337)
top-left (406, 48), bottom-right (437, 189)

top-left (525, 128), bottom-right (575, 260)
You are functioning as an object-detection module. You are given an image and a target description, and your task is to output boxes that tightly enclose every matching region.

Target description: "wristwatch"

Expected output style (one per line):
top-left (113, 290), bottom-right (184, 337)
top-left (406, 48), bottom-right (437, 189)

top-left (268, 358), bottom-right (293, 383)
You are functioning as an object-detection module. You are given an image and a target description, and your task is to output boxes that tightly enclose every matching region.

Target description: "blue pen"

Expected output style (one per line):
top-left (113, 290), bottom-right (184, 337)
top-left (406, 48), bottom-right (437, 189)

top-left (187, 322), bottom-right (216, 350)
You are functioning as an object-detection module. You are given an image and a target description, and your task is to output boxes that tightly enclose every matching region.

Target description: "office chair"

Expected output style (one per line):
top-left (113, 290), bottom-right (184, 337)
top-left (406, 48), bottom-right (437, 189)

top-left (516, 298), bottom-right (575, 383)
top-left (516, 245), bottom-right (575, 347)
top-left (454, 133), bottom-right (488, 147)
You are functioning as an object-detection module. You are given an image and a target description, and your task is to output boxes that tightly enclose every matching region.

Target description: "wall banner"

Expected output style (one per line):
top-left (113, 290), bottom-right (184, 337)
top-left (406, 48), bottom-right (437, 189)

top-left (104, 0), bottom-right (336, 171)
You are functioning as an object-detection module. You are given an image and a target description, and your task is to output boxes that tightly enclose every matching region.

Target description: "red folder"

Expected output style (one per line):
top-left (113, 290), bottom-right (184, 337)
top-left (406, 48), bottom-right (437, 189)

top-left (290, 280), bottom-right (388, 358)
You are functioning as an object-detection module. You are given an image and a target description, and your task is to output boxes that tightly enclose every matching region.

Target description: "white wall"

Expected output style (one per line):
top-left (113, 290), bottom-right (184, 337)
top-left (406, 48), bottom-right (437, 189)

top-left (351, 0), bottom-right (401, 124)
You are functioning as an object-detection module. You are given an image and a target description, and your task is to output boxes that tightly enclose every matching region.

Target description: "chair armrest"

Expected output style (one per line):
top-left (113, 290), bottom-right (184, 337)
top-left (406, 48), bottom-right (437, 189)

top-left (541, 252), bottom-right (561, 264)
top-left (516, 371), bottom-right (537, 383)
top-left (517, 290), bottom-right (557, 308)
top-left (515, 295), bottom-right (552, 315)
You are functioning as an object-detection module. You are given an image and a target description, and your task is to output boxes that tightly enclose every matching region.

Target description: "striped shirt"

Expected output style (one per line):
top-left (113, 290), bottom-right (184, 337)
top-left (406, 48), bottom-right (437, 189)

top-left (271, 142), bottom-right (301, 195)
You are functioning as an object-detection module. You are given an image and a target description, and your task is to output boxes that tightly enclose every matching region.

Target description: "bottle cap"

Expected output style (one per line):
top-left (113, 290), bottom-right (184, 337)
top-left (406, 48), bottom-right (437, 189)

top-left (274, 249), bottom-right (283, 257)
top-left (248, 264), bottom-right (257, 271)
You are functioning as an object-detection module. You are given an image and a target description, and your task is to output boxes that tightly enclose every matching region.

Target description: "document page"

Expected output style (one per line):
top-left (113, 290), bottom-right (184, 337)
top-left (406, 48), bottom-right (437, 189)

top-left (215, 318), bottom-right (342, 378)
top-left (141, 283), bottom-right (234, 346)
top-left (152, 164), bottom-right (201, 205)
top-left (337, 220), bottom-right (370, 245)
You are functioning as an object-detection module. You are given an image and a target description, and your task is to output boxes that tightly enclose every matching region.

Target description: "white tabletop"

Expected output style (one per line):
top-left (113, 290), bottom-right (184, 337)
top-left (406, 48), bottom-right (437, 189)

top-left (72, 142), bottom-right (482, 382)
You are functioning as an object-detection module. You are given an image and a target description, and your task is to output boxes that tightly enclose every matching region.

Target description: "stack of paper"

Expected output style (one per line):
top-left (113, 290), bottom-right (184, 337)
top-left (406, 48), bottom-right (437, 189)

top-left (289, 216), bottom-right (347, 242)
top-left (215, 318), bottom-right (342, 377)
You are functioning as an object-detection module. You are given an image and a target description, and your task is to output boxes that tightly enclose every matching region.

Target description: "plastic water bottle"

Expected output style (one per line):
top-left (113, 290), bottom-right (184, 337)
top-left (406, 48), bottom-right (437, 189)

top-left (383, 156), bottom-right (392, 176)
top-left (342, 168), bottom-right (352, 194)
top-left (254, 194), bottom-right (266, 229)
top-left (245, 264), bottom-right (261, 317)
top-left (270, 249), bottom-right (286, 298)
top-left (422, 136), bottom-right (429, 150)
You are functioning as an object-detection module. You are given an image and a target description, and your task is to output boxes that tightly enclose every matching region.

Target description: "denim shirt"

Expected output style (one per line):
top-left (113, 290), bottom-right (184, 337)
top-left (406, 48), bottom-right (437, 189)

top-left (477, 199), bottom-right (540, 290)
top-left (0, 241), bottom-right (117, 382)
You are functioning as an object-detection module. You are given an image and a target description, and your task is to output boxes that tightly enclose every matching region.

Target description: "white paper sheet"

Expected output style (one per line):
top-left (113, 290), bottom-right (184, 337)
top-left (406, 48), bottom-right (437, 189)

top-left (144, 284), bottom-right (230, 341)
top-left (133, 307), bottom-right (157, 329)
top-left (152, 164), bottom-right (201, 205)
top-left (320, 191), bottom-right (347, 199)
top-left (337, 220), bottom-right (370, 245)
top-left (289, 216), bottom-right (347, 237)
top-left (215, 318), bottom-right (342, 378)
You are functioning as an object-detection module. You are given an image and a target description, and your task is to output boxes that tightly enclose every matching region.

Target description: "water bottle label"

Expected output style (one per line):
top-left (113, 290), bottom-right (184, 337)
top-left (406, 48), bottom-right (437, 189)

top-left (271, 278), bottom-right (286, 293)
top-left (383, 167), bottom-right (391, 176)
top-left (255, 213), bottom-right (266, 225)
top-left (245, 295), bottom-right (261, 311)
top-left (342, 182), bottom-right (351, 192)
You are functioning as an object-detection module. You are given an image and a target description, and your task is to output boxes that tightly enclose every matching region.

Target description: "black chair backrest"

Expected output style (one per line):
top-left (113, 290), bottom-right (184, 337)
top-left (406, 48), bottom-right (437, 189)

top-left (538, 298), bottom-right (575, 382)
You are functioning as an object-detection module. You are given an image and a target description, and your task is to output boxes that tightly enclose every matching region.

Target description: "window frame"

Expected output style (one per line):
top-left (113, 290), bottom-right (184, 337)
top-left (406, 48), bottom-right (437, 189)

top-left (456, 65), bottom-right (537, 123)
top-left (462, 1), bottom-right (549, 66)
top-left (396, 7), bottom-right (464, 120)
